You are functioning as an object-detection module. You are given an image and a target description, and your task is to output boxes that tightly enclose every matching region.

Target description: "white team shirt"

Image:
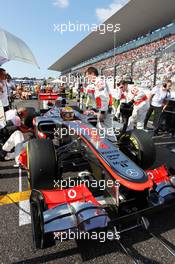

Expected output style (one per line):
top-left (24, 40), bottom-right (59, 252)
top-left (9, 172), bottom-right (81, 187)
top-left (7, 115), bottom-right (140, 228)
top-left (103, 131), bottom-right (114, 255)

top-left (5, 109), bottom-right (21, 127)
top-left (86, 82), bottom-right (95, 94)
top-left (94, 77), bottom-right (110, 112)
top-left (151, 86), bottom-right (171, 107)
top-left (134, 90), bottom-right (147, 102)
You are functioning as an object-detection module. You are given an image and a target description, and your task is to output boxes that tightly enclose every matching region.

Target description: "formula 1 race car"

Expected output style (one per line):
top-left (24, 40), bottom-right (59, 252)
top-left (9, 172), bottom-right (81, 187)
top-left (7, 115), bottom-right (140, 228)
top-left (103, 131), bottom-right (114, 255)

top-left (19, 104), bottom-right (175, 260)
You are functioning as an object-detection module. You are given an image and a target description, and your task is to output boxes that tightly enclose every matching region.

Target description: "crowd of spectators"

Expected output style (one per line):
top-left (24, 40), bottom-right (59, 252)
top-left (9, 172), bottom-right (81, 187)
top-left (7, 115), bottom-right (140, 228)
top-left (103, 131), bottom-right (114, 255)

top-left (79, 34), bottom-right (175, 86)
top-left (132, 57), bottom-right (155, 86)
top-left (157, 53), bottom-right (175, 83)
top-left (6, 83), bottom-right (66, 100)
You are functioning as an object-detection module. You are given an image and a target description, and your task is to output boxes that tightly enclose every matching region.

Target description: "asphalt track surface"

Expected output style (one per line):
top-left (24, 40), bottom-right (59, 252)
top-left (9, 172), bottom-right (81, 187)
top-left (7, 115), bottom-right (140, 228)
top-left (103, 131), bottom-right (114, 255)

top-left (1, 100), bottom-right (175, 264)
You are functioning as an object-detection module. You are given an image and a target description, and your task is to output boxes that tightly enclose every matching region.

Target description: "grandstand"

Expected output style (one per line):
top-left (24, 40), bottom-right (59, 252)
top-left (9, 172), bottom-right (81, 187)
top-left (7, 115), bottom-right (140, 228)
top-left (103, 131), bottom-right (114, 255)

top-left (49, 0), bottom-right (175, 87)
top-left (72, 23), bottom-right (175, 72)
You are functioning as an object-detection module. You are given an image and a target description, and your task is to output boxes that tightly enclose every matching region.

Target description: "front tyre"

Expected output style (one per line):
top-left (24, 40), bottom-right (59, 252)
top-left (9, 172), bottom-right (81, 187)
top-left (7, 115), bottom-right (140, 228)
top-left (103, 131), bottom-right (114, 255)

top-left (30, 190), bottom-right (55, 249)
top-left (118, 129), bottom-right (156, 169)
top-left (27, 139), bottom-right (57, 189)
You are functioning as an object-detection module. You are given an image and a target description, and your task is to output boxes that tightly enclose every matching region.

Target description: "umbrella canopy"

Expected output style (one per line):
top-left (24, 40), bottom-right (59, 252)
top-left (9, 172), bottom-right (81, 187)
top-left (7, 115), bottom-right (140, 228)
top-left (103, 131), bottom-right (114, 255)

top-left (51, 79), bottom-right (65, 84)
top-left (0, 27), bottom-right (39, 67)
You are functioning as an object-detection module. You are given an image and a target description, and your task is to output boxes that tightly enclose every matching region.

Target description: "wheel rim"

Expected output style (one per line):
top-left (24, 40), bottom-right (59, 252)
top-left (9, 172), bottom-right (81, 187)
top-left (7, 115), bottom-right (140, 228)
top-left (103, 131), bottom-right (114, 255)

top-left (120, 135), bottom-right (141, 165)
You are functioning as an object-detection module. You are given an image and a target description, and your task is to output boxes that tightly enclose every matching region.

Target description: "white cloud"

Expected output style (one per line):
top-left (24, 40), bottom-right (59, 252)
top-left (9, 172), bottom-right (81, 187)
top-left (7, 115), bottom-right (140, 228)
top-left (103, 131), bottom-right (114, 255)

top-left (53, 0), bottom-right (69, 8)
top-left (96, 0), bottom-right (128, 22)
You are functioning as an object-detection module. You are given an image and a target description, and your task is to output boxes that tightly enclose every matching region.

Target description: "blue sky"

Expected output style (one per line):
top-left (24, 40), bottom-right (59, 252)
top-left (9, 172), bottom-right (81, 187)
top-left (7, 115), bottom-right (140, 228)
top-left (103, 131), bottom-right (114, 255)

top-left (0, 0), bottom-right (127, 78)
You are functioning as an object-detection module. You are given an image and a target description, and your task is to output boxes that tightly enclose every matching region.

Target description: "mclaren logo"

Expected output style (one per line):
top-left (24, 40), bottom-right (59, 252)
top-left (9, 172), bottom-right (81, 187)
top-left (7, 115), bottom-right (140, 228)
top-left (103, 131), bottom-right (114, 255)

top-left (126, 169), bottom-right (139, 177)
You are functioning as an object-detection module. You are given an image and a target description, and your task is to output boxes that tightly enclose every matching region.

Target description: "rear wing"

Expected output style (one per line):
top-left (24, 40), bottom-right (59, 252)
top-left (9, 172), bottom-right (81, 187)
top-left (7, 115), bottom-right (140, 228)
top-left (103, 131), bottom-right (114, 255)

top-left (39, 93), bottom-right (60, 101)
top-left (38, 93), bottom-right (61, 112)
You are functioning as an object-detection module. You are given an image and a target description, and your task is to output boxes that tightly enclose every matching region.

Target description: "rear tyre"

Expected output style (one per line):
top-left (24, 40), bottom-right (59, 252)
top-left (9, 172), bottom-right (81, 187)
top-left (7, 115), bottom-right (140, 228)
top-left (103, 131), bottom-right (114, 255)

top-left (27, 139), bottom-right (57, 189)
top-left (119, 129), bottom-right (156, 169)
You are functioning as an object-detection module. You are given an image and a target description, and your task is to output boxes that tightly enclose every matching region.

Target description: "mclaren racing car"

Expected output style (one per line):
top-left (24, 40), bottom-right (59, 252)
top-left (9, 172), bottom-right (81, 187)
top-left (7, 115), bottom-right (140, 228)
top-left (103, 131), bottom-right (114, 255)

top-left (19, 102), bottom-right (175, 259)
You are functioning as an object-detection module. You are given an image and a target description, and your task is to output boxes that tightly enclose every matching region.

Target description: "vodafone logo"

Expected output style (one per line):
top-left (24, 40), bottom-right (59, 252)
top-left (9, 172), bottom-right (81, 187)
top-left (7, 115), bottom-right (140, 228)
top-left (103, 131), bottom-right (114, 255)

top-left (68, 189), bottom-right (77, 199)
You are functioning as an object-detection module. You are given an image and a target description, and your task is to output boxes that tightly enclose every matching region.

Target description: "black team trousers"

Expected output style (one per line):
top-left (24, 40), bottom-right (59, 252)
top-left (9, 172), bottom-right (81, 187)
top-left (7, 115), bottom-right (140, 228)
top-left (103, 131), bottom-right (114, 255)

top-left (144, 105), bottom-right (163, 133)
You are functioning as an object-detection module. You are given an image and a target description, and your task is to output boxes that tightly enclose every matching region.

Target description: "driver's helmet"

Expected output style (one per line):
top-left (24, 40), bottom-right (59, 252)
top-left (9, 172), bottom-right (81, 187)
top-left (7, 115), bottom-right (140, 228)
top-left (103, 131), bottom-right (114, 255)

top-left (61, 106), bottom-right (75, 121)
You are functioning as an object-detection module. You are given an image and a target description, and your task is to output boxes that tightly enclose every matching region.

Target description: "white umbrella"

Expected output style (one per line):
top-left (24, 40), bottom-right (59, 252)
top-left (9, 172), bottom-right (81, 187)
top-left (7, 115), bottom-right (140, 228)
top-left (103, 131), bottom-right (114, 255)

top-left (51, 79), bottom-right (65, 84)
top-left (0, 27), bottom-right (39, 67)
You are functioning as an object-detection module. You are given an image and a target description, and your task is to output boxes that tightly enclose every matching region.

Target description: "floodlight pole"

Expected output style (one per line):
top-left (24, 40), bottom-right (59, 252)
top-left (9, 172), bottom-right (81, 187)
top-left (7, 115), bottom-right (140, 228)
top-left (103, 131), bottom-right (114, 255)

top-left (113, 30), bottom-right (117, 89)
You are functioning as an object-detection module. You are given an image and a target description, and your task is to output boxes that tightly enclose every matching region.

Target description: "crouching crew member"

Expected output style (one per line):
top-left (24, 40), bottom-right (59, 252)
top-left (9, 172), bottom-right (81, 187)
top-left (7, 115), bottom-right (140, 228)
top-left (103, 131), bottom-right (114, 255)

top-left (127, 86), bottom-right (149, 130)
top-left (0, 107), bottom-right (34, 164)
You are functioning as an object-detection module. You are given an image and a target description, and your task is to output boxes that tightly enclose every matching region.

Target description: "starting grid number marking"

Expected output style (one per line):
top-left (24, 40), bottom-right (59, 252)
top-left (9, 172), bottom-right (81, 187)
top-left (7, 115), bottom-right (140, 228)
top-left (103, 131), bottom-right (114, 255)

top-left (19, 199), bottom-right (31, 226)
top-left (0, 190), bottom-right (31, 206)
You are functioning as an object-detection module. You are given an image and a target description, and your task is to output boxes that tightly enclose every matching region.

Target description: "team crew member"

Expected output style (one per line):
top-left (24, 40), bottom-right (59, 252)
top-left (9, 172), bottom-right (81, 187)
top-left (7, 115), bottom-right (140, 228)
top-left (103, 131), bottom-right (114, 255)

top-left (85, 71), bottom-right (96, 110)
top-left (0, 68), bottom-right (9, 112)
top-left (0, 130), bottom-right (24, 164)
top-left (115, 80), bottom-right (129, 120)
top-left (0, 107), bottom-right (33, 164)
top-left (86, 67), bottom-right (116, 142)
top-left (1, 107), bottom-right (32, 136)
top-left (1, 107), bottom-right (31, 140)
top-left (127, 86), bottom-right (149, 130)
top-left (144, 80), bottom-right (172, 134)
top-left (5, 107), bottom-right (31, 132)
top-left (77, 83), bottom-right (85, 110)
